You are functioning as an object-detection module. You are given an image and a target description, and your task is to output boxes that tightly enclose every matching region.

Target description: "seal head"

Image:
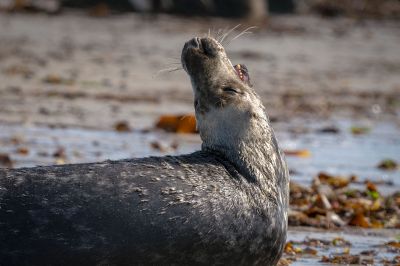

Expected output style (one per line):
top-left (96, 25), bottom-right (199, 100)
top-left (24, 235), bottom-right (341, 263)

top-left (181, 37), bottom-right (255, 113)
top-left (181, 37), bottom-right (279, 184)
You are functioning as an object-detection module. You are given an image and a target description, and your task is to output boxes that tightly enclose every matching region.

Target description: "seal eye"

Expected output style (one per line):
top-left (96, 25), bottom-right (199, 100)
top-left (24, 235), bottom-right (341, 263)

top-left (223, 87), bottom-right (239, 94)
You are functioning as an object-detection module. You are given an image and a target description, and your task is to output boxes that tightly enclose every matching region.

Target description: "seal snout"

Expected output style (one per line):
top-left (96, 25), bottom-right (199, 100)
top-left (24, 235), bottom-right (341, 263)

top-left (183, 37), bottom-right (219, 57)
top-left (181, 37), bottom-right (224, 73)
top-left (199, 37), bottom-right (221, 57)
top-left (191, 37), bottom-right (202, 49)
top-left (183, 37), bottom-right (202, 52)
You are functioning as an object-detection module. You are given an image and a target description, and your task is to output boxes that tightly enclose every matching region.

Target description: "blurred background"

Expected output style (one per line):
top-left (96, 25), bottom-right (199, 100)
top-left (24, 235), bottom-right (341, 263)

top-left (0, 0), bottom-right (399, 186)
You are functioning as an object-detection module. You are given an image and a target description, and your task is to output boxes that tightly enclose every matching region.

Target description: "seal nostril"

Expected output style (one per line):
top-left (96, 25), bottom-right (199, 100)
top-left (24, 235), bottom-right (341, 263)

top-left (190, 37), bottom-right (201, 49)
top-left (200, 38), bottom-right (217, 57)
top-left (201, 39), bottom-right (210, 56)
top-left (196, 37), bottom-right (204, 51)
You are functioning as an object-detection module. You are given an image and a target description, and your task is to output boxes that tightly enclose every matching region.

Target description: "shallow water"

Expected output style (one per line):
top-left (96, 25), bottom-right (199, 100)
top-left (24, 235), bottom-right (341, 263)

top-left (0, 123), bottom-right (201, 168)
top-left (276, 118), bottom-right (400, 186)
top-left (1, 118), bottom-right (398, 186)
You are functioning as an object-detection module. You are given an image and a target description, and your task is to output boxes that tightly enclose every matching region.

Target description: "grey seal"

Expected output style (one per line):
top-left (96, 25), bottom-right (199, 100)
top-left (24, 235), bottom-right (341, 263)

top-left (0, 36), bottom-right (289, 266)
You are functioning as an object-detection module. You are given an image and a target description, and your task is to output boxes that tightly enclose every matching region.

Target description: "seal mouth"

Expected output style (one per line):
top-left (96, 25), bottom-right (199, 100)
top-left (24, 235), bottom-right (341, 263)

top-left (233, 64), bottom-right (250, 84)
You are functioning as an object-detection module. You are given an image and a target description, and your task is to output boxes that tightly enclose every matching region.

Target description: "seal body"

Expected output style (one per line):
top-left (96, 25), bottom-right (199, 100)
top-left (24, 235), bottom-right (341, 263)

top-left (0, 36), bottom-right (289, 266)
top-left (0, 151), bottom-right (286, 265)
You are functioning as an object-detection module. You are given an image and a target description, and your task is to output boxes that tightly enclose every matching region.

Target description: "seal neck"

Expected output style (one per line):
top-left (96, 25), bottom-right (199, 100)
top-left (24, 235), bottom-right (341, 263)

top-left (202, 115), bottom-right (286, 197)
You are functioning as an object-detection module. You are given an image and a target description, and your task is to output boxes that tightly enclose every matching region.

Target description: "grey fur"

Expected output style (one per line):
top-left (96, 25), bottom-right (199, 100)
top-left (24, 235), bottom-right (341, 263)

top-left (0, 37), bottom-right (289, 266)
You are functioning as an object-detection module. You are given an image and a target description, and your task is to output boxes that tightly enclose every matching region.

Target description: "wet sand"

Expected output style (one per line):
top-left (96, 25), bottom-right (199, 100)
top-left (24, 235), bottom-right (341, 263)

top-left (287, 226), bottom-right (400, 265)
top-left (0, 12), bottom-right (399, 129)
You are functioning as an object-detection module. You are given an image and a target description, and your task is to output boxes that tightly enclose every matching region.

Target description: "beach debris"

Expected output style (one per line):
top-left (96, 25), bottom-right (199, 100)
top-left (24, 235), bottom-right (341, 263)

top-left (385, 241), bottom-right (400, 250)
top-left (289, 172), bottom-right (400, 229)
top-left (114, 121), bottom-right (131, 132)
top-left (284, 241), bottom-right (318, 256)
top-left (331, 237), bottom-right (351, 247)
top-left (150, 141), bottom-right (164, 152)
top-left (276, 258), bottom-right (292, 266)
top-left (316, 126), bottom-right (340, 134)
top-left (150, 141), bottom-right (167, 152)
top-left (155, 114), bottom-right (197, 134)
top-left (317, 172), bottom-right (352, 188)
top-left (351, 126), bottom-right (370, 135)
top-left (377, 159), bottom-right (398, 171)
top-left (3, 65), bottom-right (34, 78)
top-left (348, 213), bottom-right (371, 228)
top-left (10, 135), bottom-right (24, 145)
top-left (284, 149), bottom-right (311, 158)
top-left (0, 153), bottom-right (13, 168)
top-left (283, 237), bottom-right (362, 265)
top-left (53, 147), bottom-right (67, 164)
top-left (150, 139), bottom-right (179, 153)
top-left (381, 255), bottom-right (400, 264)
top-left (320, 254), bottom-right (373, 265)
top-left (53, 147), bottom-right (66, 158)
top-left (16, 147), bottom-right (29, 155)
top-left (43, 74), bottom-right (74, 85)
top-left (282, 236), bottom-right (399, 265)
top-left (55, 158), bottom-right (65, 165)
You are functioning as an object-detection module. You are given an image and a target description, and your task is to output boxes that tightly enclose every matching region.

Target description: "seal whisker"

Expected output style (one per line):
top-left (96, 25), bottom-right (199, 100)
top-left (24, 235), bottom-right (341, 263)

top-left (211, 28), bottom-right (217, 40)
top-left (220, 24), bottom-right (241, 44)
top-left (157, 62), bottom-right (183, 71)
top-left (167, 67), bottom-right (183, 72)
top-left (165, 58), bottom-right (182, 65)
top-left (167, 56), bottom-right (181, 62)
top-left (226, 26), bottom-right (257, 46)
top-left (164, 62), bottom-right (182, 66)
top-left (216, 28), bottom-right (225, 43)
top-left (216, 26), bottom-right (229, 43)
top-left (153, 67), bottom-right (183, 78)
top-left (215, 28), bottom-right (221, 40)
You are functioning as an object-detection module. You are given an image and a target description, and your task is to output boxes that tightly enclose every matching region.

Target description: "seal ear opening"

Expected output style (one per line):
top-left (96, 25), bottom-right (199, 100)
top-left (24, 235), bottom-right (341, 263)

top-left (233, 64), bottom-right (252, 87)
